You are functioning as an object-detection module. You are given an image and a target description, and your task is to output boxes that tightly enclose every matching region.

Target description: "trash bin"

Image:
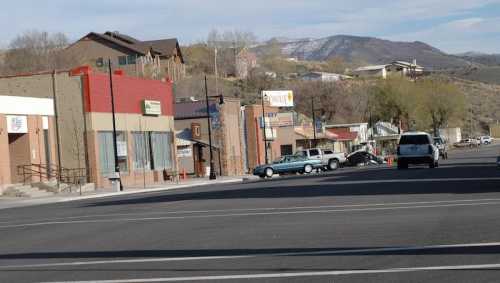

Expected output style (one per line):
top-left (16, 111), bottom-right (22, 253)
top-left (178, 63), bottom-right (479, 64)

top-left (108, 172), bottom-right (121, 192)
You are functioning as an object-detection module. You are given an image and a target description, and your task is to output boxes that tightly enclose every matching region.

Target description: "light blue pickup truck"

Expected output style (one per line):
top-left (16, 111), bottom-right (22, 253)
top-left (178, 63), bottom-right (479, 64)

top-left (253, 155), bottom-right (323, 178)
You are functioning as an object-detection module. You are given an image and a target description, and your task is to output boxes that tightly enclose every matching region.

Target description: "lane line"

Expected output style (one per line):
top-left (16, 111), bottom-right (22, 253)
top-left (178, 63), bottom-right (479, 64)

top-left (39, 262), bottom-right (500, 282)
top-left (2, 242), bottom-right (500, 269)
top-left (1, 201), bottom-right (500, 230)
top-left (329, 177), bottom-right (500, 186)
top-left (5, 197), bottom-right (500, 225)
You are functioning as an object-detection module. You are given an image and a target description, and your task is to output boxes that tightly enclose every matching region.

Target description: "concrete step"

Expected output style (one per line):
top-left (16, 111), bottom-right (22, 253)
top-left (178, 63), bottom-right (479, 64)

top-left (2, 185), bottom-right (55, 198)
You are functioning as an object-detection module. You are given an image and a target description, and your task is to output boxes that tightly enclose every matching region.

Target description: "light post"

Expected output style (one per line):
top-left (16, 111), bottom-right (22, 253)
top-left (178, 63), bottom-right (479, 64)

top-left (204, 76), bottom-right (224, 180)
top-left (261, 90), bottom-right (269, 164)
top-left (311, 96), bottom-right (317, 148)
top-left (108, 59), bottom-right (123, 191)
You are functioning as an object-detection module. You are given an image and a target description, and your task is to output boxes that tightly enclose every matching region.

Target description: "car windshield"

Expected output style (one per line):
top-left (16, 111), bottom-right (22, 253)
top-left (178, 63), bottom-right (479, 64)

top-left (400, 135), bottom-right (430, 145)
top-left (433, 138), bottom-right (442, 144)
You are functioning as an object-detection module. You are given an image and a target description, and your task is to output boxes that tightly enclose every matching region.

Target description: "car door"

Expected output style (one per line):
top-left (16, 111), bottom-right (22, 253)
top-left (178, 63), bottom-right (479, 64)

top-left (273, 156), bottom-right (289, 173)
top-left (308, 149), bottom-right (322, 161)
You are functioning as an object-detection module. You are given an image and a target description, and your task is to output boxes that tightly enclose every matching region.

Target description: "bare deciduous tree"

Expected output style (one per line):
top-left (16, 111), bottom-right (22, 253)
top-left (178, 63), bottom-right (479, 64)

top-left (1, 30), bottom-right (76, 75)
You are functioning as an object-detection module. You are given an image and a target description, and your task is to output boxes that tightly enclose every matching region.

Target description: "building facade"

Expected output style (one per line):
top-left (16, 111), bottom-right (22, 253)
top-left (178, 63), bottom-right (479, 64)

top-left (0, 66), bottom-right (177, 190)
top-left (174, 98), bottom-right (245, 177)
top-left (0, 96), bottom-right (57, 193)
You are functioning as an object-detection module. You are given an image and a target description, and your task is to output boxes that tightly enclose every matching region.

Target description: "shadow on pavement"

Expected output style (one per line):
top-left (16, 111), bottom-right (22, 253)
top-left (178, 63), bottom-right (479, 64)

top-left (1, 245), bottom-right (500, 261)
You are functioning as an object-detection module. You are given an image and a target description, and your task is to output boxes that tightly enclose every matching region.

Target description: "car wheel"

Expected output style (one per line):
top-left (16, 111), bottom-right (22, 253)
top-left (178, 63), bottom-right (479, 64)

top-left (265, 167), bottom-right (274, 178)
top-left (328, 159), bottom-right (339, 170)
top-left (304, 164), bottom-right (313, 174)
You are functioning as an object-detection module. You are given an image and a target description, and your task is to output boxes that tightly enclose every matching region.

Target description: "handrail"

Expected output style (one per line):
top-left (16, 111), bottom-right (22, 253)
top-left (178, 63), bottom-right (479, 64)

top-left (17, 164), bottom-right (87, 188)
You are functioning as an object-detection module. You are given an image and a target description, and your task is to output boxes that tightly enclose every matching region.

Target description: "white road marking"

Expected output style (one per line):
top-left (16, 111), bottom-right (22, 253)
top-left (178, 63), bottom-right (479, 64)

top-left (5, 197), bottom-right (500, 225)
top-left (2, 242), bottom-right (500, 269)
top-left (329, 177), bottom-right (500, 186)
top-left (39, 262), bottom-right (500, 282)
top-left (1, 201), bottom-right (500, 229)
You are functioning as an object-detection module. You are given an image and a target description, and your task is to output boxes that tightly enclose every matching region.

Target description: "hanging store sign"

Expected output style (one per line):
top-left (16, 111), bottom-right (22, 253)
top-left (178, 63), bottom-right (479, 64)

top-left (191, 123), bottom-right (202, 139)
top-left (6, 115), bottom-right (28, 133)
top-left (263, 90), bottom-right (294, 107)
top-left (142, 100), bottom-right (162, 116)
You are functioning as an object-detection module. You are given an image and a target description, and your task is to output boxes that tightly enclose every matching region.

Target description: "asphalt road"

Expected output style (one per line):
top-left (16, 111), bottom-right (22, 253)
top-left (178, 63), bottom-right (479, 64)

top-left (0, 144), bottom-right (499, 283)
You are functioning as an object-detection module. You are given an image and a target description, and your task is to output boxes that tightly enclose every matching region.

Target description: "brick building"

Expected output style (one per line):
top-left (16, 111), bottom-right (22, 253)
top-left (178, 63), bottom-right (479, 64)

top-left (243, 105), bottom-right (297, 170)
top-left (0, 96), bottom-right (57, 193)
top-left (174, 98), bottom-right (245, 177)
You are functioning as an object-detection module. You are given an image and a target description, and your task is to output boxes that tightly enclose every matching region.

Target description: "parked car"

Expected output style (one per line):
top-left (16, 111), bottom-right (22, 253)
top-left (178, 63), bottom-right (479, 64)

top-left (454, 138), bottom-right (478, 148)
top-left (296, 148), bottom-right (346, 170)
top-left (346, 151), bottom-right (384, 166)
top-left (397, 132), bottom-right (439, 169)
top-left (480, 136), bottom-right (493, 145)
top-left (433, 136), bottom-right (448, 159)
top-left (253, 155), bottom-right (323, 178)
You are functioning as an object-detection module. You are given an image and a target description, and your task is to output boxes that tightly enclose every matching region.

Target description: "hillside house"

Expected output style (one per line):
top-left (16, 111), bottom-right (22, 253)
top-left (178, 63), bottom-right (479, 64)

top-left (301, 72), bottom-right (352, 82)
top-left (65, 31), bottom-right (186, 81)
top-left (353, 60), bottom-right (424, 79)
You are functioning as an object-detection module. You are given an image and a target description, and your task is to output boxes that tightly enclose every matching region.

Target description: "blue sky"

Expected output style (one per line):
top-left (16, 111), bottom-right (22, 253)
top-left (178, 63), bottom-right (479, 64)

top-left (1, 0), bottom-right (500, 53)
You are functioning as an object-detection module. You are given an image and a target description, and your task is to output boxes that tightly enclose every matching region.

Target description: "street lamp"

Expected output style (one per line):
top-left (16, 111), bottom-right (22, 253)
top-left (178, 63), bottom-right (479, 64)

top-left (204, 75), bottom-right (224, 180)
top-left (108, 59), bottom-right (123, 191)
top-left (311, 96), bottom-right (317, 148)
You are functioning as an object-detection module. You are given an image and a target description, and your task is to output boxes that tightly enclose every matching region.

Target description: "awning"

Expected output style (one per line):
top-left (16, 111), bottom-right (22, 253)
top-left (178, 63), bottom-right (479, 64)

top-left (326, 129), bottom-right (358, 141)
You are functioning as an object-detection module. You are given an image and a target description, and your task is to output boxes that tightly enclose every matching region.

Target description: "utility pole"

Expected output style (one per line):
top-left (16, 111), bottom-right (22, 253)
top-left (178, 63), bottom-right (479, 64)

top-left (205, 76), bottom-right (217, 180)
top-left (311, 96), bottom-right (317, 148)
top-left (108, 59), bottom-right (123, 191)
top-left (261, 90), bottom-right (269, 164)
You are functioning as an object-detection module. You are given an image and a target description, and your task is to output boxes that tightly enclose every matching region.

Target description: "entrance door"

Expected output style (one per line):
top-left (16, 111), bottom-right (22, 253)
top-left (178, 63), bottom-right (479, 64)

top-left (8, 133), bottom-right (31, 183)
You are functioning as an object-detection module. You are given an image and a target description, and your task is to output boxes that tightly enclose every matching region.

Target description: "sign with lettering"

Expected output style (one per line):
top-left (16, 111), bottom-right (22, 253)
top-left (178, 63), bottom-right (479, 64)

top-left (177, 146), bottom-right (193, 157)
top-left (263, 90), bottom-right (294, 107)
top-left (117, 141), bottom-right (128, 157)
top-left (142, 100), bottom-right (162, 116)
top-left (6, 115), bottom-right (28, 133)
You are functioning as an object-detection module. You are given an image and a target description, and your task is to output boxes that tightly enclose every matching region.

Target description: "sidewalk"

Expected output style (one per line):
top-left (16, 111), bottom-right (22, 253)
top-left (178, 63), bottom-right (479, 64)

top-left (0, 175), bottom-right (258, 210)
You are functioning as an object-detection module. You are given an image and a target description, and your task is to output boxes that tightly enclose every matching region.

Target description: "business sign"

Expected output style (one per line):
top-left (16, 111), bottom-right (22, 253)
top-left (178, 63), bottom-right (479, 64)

top-left (117, 141), bottom-right (128, 157)
top-left (6, 115), bottom-right (28, 133)
top-left (142, 100), bottom-right (162, 116)
top-left (259, 113), bottom-right (294, 128)
top-left (177, 146), bottom-right (193, 157)
top-left (210, 110), bottom-right (221, 129)
top-left (315, 119), bottom-right (323, 134)
top-left (263, 90), bottom-right (294, 107)
top-left (191, 123), bottom-right (202, 139)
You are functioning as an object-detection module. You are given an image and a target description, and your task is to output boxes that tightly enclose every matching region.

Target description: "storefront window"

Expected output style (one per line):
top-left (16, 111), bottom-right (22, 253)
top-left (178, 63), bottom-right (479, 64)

top-left (150, 132), bottom-right (173, 170)
top-left (132, 132), bottom-right (151, 170)
top-left (98, 131), bottom-right (128, 175)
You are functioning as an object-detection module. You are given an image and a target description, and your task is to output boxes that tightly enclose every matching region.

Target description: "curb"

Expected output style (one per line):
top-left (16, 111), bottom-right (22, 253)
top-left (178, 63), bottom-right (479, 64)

top-left (57, 178), bottom-right (246, 203)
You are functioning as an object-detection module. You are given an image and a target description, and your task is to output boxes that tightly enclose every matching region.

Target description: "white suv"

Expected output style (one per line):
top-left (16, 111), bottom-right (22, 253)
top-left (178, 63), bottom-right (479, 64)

top-left (397, 132), bottom-right (439, 169)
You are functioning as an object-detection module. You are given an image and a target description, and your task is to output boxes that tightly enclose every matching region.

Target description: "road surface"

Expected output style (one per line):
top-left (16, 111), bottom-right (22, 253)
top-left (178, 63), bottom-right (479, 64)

top-left (0, 144), bottom-right (499, 282)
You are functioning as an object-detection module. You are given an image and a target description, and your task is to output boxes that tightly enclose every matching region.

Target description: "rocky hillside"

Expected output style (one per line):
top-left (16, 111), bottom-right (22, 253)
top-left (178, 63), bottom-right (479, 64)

top-left (255, 35), bottom-right (474, 70)
top-left (455, 52), bottom-right (500, 67)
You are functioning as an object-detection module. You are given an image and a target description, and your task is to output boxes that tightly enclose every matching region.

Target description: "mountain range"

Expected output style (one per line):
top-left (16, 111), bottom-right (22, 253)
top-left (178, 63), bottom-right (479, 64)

top-left (255, 35), bottom-right (500, 70)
